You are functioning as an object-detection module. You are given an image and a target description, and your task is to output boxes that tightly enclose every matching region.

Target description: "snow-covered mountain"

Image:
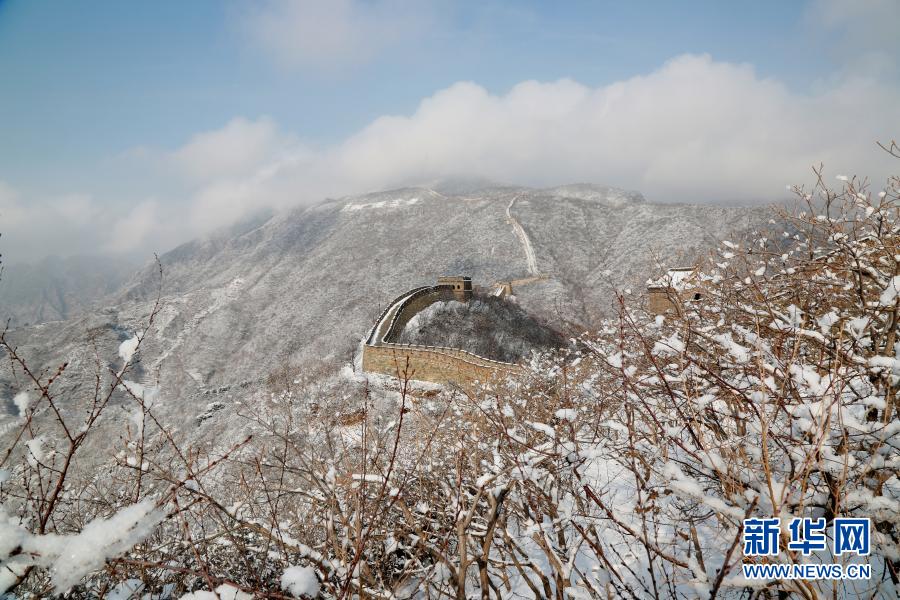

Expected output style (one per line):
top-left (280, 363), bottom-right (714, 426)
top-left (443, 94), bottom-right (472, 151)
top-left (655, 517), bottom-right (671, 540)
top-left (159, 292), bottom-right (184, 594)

top-left (1, 183), bottom-right (770, 422)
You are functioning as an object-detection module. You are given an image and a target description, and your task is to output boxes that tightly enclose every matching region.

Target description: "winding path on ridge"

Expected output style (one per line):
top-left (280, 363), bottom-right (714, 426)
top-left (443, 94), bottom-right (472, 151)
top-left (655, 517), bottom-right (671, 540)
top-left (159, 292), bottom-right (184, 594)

top-left (506, 195), bottom-right (540, 277)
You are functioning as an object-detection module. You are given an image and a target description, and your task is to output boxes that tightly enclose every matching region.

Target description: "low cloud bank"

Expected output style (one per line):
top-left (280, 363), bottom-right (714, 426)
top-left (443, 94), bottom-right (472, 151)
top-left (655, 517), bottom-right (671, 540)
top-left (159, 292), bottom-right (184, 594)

top-left (3, 54), bottom-right (899, 262)
top-left (182, 54), bottom-right (900, 232)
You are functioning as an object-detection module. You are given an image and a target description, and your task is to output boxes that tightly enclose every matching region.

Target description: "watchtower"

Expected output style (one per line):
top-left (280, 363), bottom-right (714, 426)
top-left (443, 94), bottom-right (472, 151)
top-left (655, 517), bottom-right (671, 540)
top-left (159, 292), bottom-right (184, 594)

top-left (437, 275), bottom-right (473, 301)
top-left (647, 267), bottom-right (702, 315)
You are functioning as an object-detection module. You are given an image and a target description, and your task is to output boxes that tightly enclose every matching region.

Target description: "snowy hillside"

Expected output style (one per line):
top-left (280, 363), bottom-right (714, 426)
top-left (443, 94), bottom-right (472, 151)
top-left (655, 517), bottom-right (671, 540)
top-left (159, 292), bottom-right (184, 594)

top-left (0, 183), bottom-right (768, 425)
top-left (2, 176), bottom-right (896, 599)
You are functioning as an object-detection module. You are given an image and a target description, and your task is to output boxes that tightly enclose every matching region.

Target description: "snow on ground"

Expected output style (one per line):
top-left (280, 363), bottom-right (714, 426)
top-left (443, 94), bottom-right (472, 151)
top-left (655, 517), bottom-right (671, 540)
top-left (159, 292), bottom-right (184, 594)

top-left (342, 197), bottom-right (420, 212)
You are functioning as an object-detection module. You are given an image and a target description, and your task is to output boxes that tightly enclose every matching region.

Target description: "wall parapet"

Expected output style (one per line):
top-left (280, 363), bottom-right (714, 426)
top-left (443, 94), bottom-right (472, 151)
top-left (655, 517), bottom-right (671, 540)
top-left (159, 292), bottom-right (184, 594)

top-left (376, 342), bottom-right (518, 369)
top-left (380, 286), bottom-right (454, 343)
top-left (366, 286), bottom-right (431, 344)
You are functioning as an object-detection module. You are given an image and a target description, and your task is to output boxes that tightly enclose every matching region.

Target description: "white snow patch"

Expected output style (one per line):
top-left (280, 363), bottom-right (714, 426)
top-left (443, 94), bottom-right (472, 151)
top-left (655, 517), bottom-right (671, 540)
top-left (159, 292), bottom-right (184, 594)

top-left (179, 585), bottom-right (252, 600)
top-left (817, 311), bottom-right (839, 334)
top-left (13, 392), bottom-right (30, 417)
top-left (880, 276), bottom-right (900, 306)
top-left (281, 565), bottom-right (320, 597)
top-left (118, 333), bottom-right (141, 364)
top-left (25, 436), bottom-right (45, 468)
top-left (555, 408), bottom-right (577, 422)
top-left (50, 500), bottom-right (162, 591)
top-left (528, 421), bottom-right (557, 438)
top-left (713, 333), bottom-right (750, 363)
top-left (649, 268), bottom-right (696, 290)
top-left (0, 499), bottom-right (165, 594)
top-left (342, 197), bottom-right (419, 212)
top-left (123, 381), bottom-right (146, 400)
top-left (653, 333), bottom-right (685, 356)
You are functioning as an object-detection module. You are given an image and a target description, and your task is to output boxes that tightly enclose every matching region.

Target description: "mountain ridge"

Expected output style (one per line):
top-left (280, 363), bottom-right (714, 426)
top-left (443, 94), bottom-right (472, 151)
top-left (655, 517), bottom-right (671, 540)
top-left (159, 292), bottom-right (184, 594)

top-left (1, 183), bottom-right (771, 425)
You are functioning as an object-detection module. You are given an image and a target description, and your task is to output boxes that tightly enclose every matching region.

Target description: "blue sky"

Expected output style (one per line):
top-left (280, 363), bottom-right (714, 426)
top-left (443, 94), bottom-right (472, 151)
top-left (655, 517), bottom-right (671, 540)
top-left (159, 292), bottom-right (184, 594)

top-left (0, 1), bottom-right (816, 182)
top-left (0, 0), bottom-right (898, 262)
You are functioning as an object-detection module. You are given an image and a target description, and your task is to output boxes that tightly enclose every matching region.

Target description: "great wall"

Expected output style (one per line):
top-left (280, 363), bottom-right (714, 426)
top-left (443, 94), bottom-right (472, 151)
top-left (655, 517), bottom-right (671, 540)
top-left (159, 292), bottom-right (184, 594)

top-left (361, 192), bottom-right (691, 385)
top-left (362, 267), bottom-right (696, 385)
top-left (361, 276), bottom-right (523, 385)
top-left (362, 195), bottom-right (547, 385)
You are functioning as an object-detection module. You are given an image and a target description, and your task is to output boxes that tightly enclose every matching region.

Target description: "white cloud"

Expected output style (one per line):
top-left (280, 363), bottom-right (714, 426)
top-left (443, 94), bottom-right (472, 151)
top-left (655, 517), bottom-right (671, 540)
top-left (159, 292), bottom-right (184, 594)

top-left (105, 201), bottom-right (161, 254)
top-left (239, 0), bottom-right (434, 70)
top-left (0, 182), bottom-right (28, 226)
top-left (171, 117), bottom-right (294, 181)
top-left (810, 0), bottom-right (900, 46)
top-left (5, 54), bottom-right (899, 263)
top-left (0, 185), bottom-right (108, 262)
top-left (181, 53), bottom-right (899, 230)
top-left (806, 0), bottom-right (900, 76)
top-left (51, 194), bottom-right (100, 227)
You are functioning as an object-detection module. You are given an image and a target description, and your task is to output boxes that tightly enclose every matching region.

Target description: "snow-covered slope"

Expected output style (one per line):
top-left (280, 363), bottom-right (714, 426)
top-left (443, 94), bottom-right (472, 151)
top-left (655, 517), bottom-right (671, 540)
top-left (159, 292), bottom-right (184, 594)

top-left (1, 184), bottom-right (770, 424)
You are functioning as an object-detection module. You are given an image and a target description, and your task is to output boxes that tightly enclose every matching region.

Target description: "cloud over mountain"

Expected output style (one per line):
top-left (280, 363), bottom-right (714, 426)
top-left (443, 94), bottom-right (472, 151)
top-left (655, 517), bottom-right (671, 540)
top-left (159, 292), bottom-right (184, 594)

top-left (4, 54), bottom-right (899, 263)
top-left (180, 54), bottom-right (899, 234)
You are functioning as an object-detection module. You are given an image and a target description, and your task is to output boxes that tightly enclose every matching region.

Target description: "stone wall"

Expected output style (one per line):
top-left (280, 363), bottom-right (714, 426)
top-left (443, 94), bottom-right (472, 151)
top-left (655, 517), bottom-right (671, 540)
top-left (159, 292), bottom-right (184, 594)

top-left (362, 343), bottom-right (520, 385)
top-left (363, 279), bottom-right (521, 385)
top-left (647, 287), bottom-right (675, 315)
top-left (382, 287), bottom-right (457, 343)
top-left (367, 286), bottom-right (431, 344)
top-left (647, 286), bottom-right (704, 315)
